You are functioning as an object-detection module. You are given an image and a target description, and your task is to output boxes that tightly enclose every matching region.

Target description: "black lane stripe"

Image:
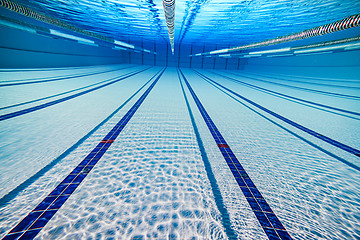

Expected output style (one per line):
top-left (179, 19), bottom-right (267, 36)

top-left (0, 65), bottom-right (136, 87)
top-left (0, 66), bottom-right (137, 111)
top-left (2, 68), bottom-right (166, 240)
top-left (194, 70), bottom-right (360, 158)
top-left (208, 70), bottom-right (360, 118)
top-left (225, 71), bottom-right (360, 100)
top-left (0, 68), bottom-right (164, 208)
top-left (0, 67), bottom-right (151, 121)
top-left (179, 69), bottom-right (292, 240)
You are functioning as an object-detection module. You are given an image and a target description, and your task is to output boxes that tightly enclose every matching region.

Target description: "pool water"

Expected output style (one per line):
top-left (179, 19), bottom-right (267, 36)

top-left (0, 0), bottom-right (360, 239)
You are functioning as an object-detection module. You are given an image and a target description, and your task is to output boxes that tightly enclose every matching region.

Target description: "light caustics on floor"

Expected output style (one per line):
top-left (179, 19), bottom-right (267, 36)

top-left (0, 65), bottom-right (359, 239)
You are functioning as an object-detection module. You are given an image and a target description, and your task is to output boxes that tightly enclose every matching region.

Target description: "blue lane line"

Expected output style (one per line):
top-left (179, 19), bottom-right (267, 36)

top-left (177, 69), bottom-right (238, 240)
top-left (0, 67), bottom-right (151, 121)
top-left (225, 71), bottom-right (360, 101)
top-left (2, 68), bottom-right (166, 240)
top-left (194, 70), bottom-right (360, 158)
top-left (179, 69), bottom-right (292, 240)
top-left (0, 66), bottom-right (137, 111)
top-left (0, 68), bottom-right (163, 208)
top-left (0, 66), bottom-right (135, 87)
top-left (208, 70), bottom-right (360, 118)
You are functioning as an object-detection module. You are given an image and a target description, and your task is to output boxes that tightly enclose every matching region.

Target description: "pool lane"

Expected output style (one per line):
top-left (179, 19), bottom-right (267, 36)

top-left (223, 71), bottom-right (360, 100)
top-left (207, 70), bottom-right (360, 119)
top-left (179, 69), bottom-right (292, 240)
top-left (33, 67), bottom-right (229, 239)
top-left (0, 67), bottom-right (162, 208)
top-left (0, 65), bottom-right (137, 111)
top-left (238, 71), bottom-right (360, 89)
top-left (0, 65), bottom-right (135, 86)
top-left (194, 70), bottom-right (360, 159)
top-left (2, 68), bottom-right (166, 240)
top-left (0, 66), bottom-right (151, 121)
top-left (178, 69), bottom-right (237, 240)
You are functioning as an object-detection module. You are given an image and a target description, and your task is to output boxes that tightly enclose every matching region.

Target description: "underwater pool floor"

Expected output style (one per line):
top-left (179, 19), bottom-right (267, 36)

top-left (0, 65), bottom-right (359, 239)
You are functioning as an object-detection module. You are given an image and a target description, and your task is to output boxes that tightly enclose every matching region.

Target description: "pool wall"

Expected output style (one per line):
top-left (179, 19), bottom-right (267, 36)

top-left (2, 7), bottom-right (359, 71)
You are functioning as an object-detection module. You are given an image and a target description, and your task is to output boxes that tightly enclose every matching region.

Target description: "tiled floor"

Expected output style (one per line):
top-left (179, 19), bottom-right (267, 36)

top-left (0, 65), bottom-right (359, 239)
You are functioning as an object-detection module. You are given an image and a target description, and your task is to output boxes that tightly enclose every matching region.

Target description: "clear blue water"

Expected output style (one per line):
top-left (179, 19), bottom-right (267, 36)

top-left (0, 0), bottom-right (360, 239)
top-left (17, 0), bottom-right (360, 48)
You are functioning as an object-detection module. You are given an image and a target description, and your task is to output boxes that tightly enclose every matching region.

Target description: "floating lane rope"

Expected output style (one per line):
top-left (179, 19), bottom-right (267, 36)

top-left (0, 0), bottom-right (154, 53)
top-left (162, 0), bottom-right (175, 54)
top-left (0, 0), bottom-right (111, 42)
top-left (194, 14), bottom-right (360, 56)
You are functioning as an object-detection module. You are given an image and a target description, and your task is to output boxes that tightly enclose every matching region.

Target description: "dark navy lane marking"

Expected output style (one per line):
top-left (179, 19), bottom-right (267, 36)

top-left (0, 67), bottom-right (138, 111)
top-left (194, 70), bottom-right (360, 158)
top-left (2, 68), bottom-right (166, 240)
top-left (0, 68), bottom-right (164, 208)
top-left (179, 69), bottom-right (292, 240)
top-left (0, 67), bottom-right (151, 121)
top-left (177, 69), bottom-right (237, 240)
top-left (225, 71), bottom-right (360, 101)
top-left (241, 71), bottom-right (360, 89)
top-left (208, 70), bottom-right (360, 118)
top-left (0, 65), bottom-right (136, 87)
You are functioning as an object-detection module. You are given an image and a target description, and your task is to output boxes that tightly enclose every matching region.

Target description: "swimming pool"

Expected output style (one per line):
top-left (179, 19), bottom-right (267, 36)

top-left (0, 0), bottom-right (359, 239)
